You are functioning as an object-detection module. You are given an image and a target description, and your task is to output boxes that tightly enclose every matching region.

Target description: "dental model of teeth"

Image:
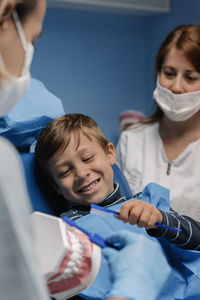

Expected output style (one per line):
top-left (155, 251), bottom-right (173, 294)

top-left (31, 212), bottom-right (101, 300)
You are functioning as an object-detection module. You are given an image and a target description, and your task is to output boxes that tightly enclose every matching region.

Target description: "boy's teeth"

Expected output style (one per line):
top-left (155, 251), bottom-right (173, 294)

top-left (80, 180), bottom-right (98, 192)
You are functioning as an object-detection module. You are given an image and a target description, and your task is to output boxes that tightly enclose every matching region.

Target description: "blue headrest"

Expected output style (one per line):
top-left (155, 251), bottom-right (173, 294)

top-left (20, 153), bottom-right (132, 216)
top-left (112, 164), bottom-right (132, 199)
top-left (20, 153), bottom-right (54, 214)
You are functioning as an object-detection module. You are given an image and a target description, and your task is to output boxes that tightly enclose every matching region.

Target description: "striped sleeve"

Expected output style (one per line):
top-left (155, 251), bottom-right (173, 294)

top-left (147, 209), bottom-right (200, 251)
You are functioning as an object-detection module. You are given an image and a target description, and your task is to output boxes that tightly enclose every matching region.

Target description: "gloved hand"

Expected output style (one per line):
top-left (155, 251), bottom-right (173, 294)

top-left (103, 230), bottom-right (170, 300)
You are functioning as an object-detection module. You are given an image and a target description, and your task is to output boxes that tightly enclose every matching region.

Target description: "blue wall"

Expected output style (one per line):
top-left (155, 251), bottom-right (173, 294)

top-left (31, 0), bottom-right (200, 145)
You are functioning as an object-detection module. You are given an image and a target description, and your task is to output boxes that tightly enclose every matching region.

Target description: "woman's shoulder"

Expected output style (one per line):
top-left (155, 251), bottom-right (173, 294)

top-left (121, 122), bottom-right (158, 138)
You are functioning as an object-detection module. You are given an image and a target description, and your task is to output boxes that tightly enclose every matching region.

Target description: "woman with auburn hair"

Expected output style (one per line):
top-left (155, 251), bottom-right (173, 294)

top-left (116, 25), bottom-right (200, 221)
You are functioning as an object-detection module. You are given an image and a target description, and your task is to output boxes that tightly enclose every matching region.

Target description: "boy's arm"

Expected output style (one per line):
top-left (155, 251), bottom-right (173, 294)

top-left (119, 200), bottom-right (200, 251)
top-left (147, 209), bottom-right (200, 251)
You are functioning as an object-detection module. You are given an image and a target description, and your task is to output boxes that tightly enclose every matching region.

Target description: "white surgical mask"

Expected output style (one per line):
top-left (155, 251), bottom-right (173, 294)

top-left (0, 10), bottom-right (34, 117)
top-left (153, 76), bottom-right (200, 122)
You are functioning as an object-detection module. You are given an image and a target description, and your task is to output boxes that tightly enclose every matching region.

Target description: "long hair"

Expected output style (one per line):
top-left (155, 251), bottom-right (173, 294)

top-left (15, 0), bottom-right (38, 22)
top-left (144, 24), bottom-right (200, 125)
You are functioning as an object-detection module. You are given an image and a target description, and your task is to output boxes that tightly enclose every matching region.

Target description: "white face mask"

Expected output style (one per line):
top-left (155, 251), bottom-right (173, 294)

top-left (153, 76), bottom-right (200, 122)
top-left (0, 10), bottom-right (34, 117)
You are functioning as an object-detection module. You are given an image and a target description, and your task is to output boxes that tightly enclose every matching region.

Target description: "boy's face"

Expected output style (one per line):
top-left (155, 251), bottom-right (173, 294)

top-left (48, 132), bottom-right (116, 205)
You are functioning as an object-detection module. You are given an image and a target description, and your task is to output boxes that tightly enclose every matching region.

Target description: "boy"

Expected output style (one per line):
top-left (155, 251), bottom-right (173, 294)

top-left (35, 113), bottom-right (200, 251)
top-left (35, 113), bottom-right (200, 300)
top-left (35, 113), bottom-right (126, 220)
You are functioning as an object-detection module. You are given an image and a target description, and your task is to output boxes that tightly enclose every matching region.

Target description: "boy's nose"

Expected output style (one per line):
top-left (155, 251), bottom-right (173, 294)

top-left (75, 165), bottom-right (89, 178)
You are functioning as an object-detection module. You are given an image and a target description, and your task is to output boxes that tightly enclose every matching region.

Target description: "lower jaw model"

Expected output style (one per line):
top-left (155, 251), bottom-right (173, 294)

top-left (48, 226), bottom-right (101, 300)
top-left (31, 212), bottom-right (101, 300)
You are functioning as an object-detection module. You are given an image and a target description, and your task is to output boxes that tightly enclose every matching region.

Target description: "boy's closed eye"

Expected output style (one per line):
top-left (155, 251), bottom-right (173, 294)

top-left (82, 155), bottom-right (94, 162)
top-left (58, 168), bottom-right (71, 178)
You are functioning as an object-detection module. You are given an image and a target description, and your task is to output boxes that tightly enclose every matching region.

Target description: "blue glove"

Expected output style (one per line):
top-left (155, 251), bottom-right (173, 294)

top-left (103, 230), bottom-right (170, 300)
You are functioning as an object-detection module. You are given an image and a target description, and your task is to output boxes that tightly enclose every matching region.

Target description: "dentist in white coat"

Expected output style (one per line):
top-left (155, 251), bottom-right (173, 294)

top-left (0, 1), bottom-right (169, 299)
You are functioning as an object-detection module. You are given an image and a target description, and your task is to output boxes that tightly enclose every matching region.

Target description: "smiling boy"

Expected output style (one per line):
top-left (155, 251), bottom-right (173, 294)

top-left (48, 130), bottom-right (115, 205)
top-left (35, 113), bottom-right (126, 220)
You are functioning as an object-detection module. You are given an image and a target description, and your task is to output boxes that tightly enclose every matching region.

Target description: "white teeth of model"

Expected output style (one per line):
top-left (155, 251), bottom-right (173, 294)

top-left (47, 229), bottom-right (86, 284)
top-left (49, 251), bottom-right (82, 282)
top-left (61, 268), bottom-right (75, 279)
top-left (71, 252), bottom-right (82, 262)
top-left (64, 268), bottom-right (72, 275)
top-left (72, 266), bottom-right (79, 273)
top-left (69, 232), bottom-right (78, 241)
top-left (69, 233), bottom-right (83, 248)
top-left (67, 261), bottom-right (76, 268)
top-left (69, 232), bottom-right (82, 244)
top-left (76, 259), bottom-right (81, 265)
top-left (61, 268), bottom-right (74, 279)
top-left (72, 244), bottom-right (83, 254)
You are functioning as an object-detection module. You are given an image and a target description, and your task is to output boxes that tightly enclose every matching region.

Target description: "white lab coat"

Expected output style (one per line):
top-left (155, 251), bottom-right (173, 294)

top-left (116, 122), bottom-right (200, 221)
top-left (0, 137), bottom-right (49, 300)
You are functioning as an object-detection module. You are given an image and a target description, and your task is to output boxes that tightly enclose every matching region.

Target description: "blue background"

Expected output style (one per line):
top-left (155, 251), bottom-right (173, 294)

top-left (31, 0), bottom-right (200, 145)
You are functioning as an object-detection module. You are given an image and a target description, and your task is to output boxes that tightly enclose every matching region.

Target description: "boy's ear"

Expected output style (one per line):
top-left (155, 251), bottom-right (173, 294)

top-left (0, 0), bottom-right (16, 28)
top-left (107, 143), bottom-right (116, 166)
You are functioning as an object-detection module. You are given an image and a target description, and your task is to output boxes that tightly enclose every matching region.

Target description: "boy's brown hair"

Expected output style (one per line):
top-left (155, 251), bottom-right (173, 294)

top-left (35, 113), bottom-right (109, 184)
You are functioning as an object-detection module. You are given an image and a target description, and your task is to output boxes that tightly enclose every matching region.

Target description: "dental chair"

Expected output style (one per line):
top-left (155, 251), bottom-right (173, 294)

top-left (20, 152), bottom-right (200, 300)
top-left (20, 152), bottom-right (133, 216)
